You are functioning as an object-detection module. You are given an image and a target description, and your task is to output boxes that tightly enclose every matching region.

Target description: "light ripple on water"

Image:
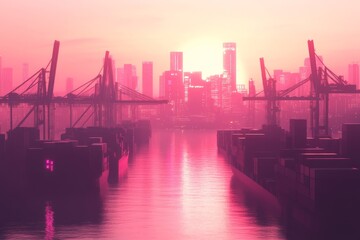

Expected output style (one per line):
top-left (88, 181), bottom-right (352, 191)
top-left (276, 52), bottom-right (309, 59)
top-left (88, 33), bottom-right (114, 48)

top-left (1, 129), bottom-right (286, 240)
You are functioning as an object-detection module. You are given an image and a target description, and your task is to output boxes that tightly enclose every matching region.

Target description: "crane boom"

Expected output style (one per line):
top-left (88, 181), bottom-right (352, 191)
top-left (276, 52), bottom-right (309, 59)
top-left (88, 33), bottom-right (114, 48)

top-left (47, 40), bottom-right (60, 101)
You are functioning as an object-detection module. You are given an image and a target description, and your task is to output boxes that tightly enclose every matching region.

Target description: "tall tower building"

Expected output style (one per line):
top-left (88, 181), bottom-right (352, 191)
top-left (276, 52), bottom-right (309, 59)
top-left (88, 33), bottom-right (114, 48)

top-left (168, 52), bottom-right (184, 114)
top-left (248, 79), bottom-right (256, 97)
top-left (184, 72), bottom-right (202, 102)
top-left (208, 74), bottom-right (231, 111)
top-left (123, 64), bottom-right (138, 90)
top-left (223, 42), bottom-right (236, 92)
top-left (170, 52), bottom-right (183, 72)
top-left (348, 63), bottom-right (359, 86)
top-left (161, 70), bottom-right (184, 115)
top-left (142, 61), bottom-right (153, 97)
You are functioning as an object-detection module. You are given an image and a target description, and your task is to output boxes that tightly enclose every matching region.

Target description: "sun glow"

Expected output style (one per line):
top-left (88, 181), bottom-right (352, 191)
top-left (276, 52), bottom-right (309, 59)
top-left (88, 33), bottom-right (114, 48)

top-left (181, 39), bottom-right (223, 79)
top-left (180, 39), bottom-right (248, 87)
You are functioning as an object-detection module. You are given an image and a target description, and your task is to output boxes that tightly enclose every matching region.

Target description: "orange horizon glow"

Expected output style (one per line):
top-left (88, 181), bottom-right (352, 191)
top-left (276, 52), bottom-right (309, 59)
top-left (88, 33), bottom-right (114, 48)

top-left (1, 1), bottom-right (360, 95)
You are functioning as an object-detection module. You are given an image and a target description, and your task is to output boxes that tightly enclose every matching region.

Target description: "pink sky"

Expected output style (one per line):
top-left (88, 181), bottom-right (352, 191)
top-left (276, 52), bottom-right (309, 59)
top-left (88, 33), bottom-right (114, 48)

top-left (1, 0), bottom-right (360, 95)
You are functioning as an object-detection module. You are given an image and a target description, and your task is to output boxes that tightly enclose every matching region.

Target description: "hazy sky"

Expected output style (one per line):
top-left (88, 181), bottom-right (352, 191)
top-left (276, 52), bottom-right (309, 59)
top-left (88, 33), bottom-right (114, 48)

top-left (1, 0), bottom-right (360, 95)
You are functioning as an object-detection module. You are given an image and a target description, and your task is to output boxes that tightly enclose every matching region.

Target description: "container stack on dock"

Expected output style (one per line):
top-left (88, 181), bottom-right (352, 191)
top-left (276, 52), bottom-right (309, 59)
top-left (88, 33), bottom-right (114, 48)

top-left (27, 137), bottom-right (108, 192)
top-left (0, 124), bottom-right (139, 193)
top-left (61, 126), bottom-right (130, 182)
top-left (218, 119), bottom-right (360, 217)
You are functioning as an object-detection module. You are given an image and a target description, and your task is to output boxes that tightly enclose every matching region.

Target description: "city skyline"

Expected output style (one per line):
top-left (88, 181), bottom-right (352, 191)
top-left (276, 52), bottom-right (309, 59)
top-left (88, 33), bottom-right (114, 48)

top-left (1, 42), bottom-right (358, 97)
top-left (2, 2), bottom-right (360, 240)
top-left (1, 1), bottom-right (360, 95)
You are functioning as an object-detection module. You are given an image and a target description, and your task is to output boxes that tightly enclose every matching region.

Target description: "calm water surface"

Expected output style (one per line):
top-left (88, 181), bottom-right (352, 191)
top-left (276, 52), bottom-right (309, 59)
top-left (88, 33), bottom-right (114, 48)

top-left (1, 129), bottom-right (290, 239)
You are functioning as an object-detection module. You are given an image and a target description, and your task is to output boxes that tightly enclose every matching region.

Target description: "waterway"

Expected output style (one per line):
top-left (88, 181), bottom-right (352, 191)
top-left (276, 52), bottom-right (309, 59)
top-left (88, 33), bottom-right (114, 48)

top-left (0, 129), bottom-right (346, 239)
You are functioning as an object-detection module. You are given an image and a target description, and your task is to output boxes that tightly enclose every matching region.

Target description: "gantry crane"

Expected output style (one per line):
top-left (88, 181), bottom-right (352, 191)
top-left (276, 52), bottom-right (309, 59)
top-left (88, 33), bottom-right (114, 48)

top-left (260, 57), bottom-right (278, 126)
top-left (244, 58), bottom-right (314, 126)
top-left (307, 40), bottom-right (360, 138)
top-left (244, 40), bottom-right (360, 139)
top-left (0, 40), bottom-right (60, 139)
top-left (63, 51), bottom-right (167, 129)
top-left (0, 41), bottom-right (167, 139)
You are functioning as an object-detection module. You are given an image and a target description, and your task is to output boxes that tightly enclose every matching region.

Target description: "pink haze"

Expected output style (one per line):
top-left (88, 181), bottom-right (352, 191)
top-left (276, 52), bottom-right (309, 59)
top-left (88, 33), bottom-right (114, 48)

top-left (1, 0), bottom-right (360, 95)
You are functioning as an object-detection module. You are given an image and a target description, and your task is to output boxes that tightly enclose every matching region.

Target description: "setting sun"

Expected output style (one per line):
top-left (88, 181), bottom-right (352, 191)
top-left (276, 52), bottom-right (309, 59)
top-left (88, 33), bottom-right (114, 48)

top-left (180, 39), bottom-right (223, 78)
top-left (180, 39), bottom-right (248, 87)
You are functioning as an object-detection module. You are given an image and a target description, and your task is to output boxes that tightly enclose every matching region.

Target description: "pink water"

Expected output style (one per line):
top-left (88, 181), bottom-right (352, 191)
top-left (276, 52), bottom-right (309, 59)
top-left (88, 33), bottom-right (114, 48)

top-left (1, 129), bottom-right (289, 239)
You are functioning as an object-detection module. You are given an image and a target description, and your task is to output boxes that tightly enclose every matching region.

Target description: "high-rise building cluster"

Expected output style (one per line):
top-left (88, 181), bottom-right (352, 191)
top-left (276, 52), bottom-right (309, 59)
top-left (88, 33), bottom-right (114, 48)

top-left (1, 42), bottom-right (359, 128)
top-left (160, 43), bottom-right (243, 118)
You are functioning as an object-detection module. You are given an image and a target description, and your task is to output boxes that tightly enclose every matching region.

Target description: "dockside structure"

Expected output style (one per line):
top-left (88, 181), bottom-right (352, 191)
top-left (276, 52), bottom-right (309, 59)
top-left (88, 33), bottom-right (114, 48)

top-left (218, 119), bottom-right (360, 221)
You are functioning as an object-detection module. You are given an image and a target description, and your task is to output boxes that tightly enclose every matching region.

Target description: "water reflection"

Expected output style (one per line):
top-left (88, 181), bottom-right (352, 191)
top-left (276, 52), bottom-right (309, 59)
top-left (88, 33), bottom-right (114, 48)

top-left (228, 176), bottom-right (285, 239)
top-left (0, 189), bottom-right (104, 239)
top-left (5, 129), bottom-right (359, 239)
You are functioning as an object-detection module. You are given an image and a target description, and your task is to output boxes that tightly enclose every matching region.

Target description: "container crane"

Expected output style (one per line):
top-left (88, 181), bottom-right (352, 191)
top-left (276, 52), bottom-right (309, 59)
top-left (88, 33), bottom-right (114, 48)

top-left (244, 58), bottom-right (313, 126)
top-left (0, 41), bottom-right (167, 139)
top-left (244, 40), bottom-right (360, 139)
top-left (307, 40), bottom-right (360, 138)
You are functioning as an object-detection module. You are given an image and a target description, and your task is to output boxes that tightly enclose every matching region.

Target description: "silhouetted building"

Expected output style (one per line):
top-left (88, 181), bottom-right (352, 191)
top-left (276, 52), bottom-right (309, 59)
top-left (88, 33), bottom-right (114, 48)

top-left (170, 52), bottom-right (183, 72)
top-left (184, 72), bottom-right (202, 102)
top-left (188, 85), bottom-right (205, 114)
top-left (299, 56), bottom-right (323, 97)
top-left (231, 91), bottom-right (243, 114)
top-left (273, 67), bottom-right (308, 129)
top-left (274, 70), bottom-right (300, 90)
top-left (247, 79), bottom-right (257, 127)
top-left (299, 66), bottom-right (309, 96)
top-left (208, 74), bottom-right (231, 112)
top-left (209, 75), bottom-right (221, 108)
top-left (248, 79), bottom-right (256, 96)
top-left (237, 84), bottom-right (247, 95)
top-left (170, 51), bottom-right (183, 92)
top-left (161, 70), bottom-right (184, 115)
top-left (123, 64), bottom-right (138, 90)
top-left (184, 73), bottom-right (190, 102)
top-left (142, 61), bottom-right (153, 97)
top-left (185, 72), bottom-right (205, 114)
top-left (348, 63), bottom-right (359, 86)
top-left (223, 42), bottom-right (236, 92)
top-left (1, 67), bottom-right (13, 95)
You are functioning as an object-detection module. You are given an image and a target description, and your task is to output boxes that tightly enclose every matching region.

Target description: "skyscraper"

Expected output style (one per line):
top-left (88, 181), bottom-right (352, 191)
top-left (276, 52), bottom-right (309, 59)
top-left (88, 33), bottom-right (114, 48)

top-left (223, 42), bottom-right (236, 92)
top-left (208, 74), bottom-right (231, 111)
top-left (248, 79), bottom-right (256, 96)
top-left (186, 72), bottom-right (205, 114)
top-left (184, 72), bottom-right (202, 102)
top-left (348, 63), bottom-right (359, 86)
top-left (142, 61), bottom-right (153, 97)
top-left (161, 70), bottom-right (184, 115)
top-left (123, 64), bottom-right (138, 90)
top-left (170, 52), bottom-right (183, 72)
